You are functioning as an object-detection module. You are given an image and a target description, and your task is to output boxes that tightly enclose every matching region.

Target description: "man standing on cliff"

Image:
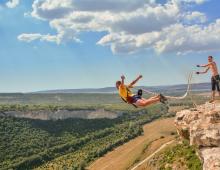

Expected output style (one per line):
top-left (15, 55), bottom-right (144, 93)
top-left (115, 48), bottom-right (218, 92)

top-left (196, 56), bottom-right (220, 103)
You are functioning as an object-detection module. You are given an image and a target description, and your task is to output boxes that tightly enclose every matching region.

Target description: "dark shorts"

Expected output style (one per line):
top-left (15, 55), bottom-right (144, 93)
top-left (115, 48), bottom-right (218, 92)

top-left (211, 75), bottom-right (220, 91)
top-left (129, 95), bottom-right (142, 104)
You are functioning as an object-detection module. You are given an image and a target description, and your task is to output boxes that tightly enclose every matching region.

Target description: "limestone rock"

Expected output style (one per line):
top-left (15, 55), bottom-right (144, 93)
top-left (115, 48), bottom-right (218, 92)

top-left (175, 102), bottom-right (220, 170)
top-left (201, 148), bottom-right (220, 170)
top-left (175, 103), bottom-right (220, 147)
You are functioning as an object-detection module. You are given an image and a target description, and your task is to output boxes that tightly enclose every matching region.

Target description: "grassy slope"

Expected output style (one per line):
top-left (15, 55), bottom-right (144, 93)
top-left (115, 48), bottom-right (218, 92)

top-left (158, 140), bottom-right (202, 170)
top-left (143, 140), bottom-right (202, 170)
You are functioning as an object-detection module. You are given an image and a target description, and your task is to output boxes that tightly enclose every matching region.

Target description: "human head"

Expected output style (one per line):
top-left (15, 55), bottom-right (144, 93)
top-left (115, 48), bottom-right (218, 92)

top-left (116, 81), bottom-right (121, 89)
top-left (208, 56), bottom-right (213, 62)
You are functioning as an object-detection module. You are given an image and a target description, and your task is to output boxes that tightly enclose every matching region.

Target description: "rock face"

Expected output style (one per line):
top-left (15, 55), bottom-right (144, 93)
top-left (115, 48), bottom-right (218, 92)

top-left (175, 102), bottom-right (220, 170)
top-left (3, 109), bottom-right (118, 120)
top-left (201, 148), bottom-right (220, 170)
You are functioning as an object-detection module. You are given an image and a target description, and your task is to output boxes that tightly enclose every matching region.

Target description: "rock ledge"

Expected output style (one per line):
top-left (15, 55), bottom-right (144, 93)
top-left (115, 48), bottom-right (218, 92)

top-left (175, 102), bottom-right (220, 170)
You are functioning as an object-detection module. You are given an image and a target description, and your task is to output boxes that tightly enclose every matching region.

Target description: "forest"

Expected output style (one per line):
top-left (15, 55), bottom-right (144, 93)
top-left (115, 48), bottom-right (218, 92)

top-left (0, 92), bottom-right (208, 169)
top-left (0, 103), bottom-right (169, 170)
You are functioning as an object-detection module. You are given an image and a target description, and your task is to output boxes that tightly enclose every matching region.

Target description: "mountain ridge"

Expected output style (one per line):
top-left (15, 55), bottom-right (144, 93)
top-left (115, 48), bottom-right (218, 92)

top-left (33, 82), bottom-right (210, 94)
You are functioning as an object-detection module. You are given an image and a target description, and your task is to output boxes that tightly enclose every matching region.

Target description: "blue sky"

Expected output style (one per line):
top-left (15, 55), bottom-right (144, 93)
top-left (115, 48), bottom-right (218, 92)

top-left (0, 0), bottom-right (220, 92)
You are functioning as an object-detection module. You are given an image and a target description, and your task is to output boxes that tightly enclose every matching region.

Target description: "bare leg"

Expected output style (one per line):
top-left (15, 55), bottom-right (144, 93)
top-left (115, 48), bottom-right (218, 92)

top-left (135, 96), bottom-right (160, 107)
top-left (151, 94), bottom-right (160, 99)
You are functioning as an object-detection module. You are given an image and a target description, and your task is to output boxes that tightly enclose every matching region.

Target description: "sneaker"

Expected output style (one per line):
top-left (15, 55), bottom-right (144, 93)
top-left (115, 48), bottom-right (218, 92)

top-left (137, 89), bottom-right (143, 97)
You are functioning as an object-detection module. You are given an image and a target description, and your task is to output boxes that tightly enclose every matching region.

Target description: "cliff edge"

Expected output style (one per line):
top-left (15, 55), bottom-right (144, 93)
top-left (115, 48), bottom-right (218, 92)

top-left (175, 102), bottom-right (220, 170)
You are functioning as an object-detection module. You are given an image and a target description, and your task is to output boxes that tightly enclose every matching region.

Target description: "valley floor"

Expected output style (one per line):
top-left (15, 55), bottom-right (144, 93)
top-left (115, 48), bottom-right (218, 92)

top-left (88, 117), bottom-right (176, 170)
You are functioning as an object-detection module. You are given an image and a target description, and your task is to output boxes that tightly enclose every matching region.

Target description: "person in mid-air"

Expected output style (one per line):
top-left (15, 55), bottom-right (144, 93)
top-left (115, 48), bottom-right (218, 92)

top-left (196, 56), bottom-right (220, 103)
top-left (116, 75), bottom-right (167, 107)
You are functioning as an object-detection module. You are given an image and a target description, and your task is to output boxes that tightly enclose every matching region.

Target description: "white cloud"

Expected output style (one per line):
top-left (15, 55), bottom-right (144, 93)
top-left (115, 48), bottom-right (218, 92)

top-left (184, 11), bottom-right (207, 24)
top-left (31, 0), bottom-right (73, 20)
top-left (6, 0), bottom-right (20, 8)
top-left (31, 0), bottom-right (155, 20)
top-left (17, 31), bottom-right (81, 44)
top-left (71, 0), bottom-right (155, 12)
top-left (97, 19), bottom-right (220, 54)
top-left (18, 0), bottom-right (220, 55)
top-left (154, 20), bottom-right (220, 54)
top-left (18, 33), bottom-right (59, 43)
top-left (23, 0), bottom-right (181, 43)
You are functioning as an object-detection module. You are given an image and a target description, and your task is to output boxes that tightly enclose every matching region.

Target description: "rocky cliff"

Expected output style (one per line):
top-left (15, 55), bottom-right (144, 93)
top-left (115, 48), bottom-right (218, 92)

top-left (175, 102), bottom-right (220, 170)
top-left (2, 109), bottom-right (119, 120)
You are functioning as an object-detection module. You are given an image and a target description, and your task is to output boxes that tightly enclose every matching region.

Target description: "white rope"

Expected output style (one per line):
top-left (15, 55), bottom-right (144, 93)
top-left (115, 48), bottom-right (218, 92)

top-left (141, 72), bottom-right (193, 100)
top-left (188, 72), bottom-right (198, 108)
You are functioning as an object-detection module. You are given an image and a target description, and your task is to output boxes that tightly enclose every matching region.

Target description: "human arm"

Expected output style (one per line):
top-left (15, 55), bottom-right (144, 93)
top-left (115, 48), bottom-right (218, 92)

top-left (128, 75), bottom-right (143, 87)
top-left (197, 63), bottom-right (210, 68)
top-left (121, 75), bottom-right (125, 86)
top-left (196, 67), bottom-right (210, 74)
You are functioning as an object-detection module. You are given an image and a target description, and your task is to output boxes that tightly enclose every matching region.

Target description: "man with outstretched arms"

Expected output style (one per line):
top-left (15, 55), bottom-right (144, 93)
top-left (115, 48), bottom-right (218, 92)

top-left (116, 75), bottom-right (167, 107)
top-left (196, 56), bottom-right (220, 102)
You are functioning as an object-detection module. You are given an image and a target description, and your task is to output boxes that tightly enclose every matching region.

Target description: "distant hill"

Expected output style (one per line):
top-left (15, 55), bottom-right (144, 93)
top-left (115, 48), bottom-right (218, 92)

top-left (34, 87), bottom-right (117, 94)
top-left (34, 82), bottom-right (210, 94)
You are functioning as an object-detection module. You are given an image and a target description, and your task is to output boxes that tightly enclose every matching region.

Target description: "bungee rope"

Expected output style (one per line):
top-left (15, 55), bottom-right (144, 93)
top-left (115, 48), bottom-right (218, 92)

top-left (139, 72), bottom-right (193, 100)
top-left (188, 72), bottom-right (198, 108)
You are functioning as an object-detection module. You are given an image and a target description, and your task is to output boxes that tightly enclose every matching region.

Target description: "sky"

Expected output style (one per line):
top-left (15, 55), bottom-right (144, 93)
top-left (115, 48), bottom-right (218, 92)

top-left (0, 0), bottom-right (220, 92)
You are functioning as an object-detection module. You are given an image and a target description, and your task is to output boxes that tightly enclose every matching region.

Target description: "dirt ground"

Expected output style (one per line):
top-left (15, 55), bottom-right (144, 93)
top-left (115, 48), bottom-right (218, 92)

top-left (88, 117), bottom-right (176, 170)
